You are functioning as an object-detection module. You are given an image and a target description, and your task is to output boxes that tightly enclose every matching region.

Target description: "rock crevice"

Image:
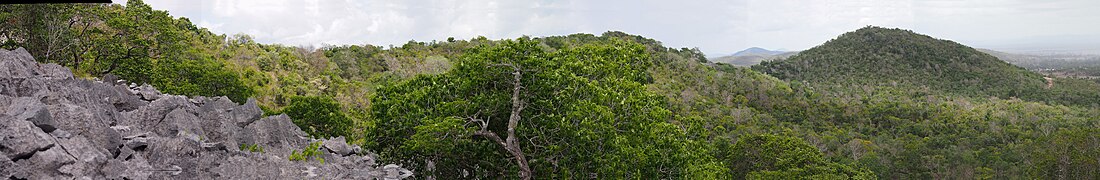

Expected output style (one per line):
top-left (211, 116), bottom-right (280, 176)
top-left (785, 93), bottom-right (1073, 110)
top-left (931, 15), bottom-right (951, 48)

top-left (0, 48), bottom-right (411, 179)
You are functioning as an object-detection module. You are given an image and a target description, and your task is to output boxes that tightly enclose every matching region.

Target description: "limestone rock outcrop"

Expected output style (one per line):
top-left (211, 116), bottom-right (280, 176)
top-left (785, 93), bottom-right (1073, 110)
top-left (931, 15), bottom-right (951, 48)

top-left (0, 48), bottom-right (412, 179)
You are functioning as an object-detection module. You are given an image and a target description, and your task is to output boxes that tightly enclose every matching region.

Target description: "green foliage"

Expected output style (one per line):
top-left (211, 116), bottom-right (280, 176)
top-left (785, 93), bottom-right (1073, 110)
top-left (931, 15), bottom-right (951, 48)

top-left (726, 134), bottom-right (874, 179)
top-left (672, 65), bottom-right (1100, 179)
top-left (370, 38), bottom-right (723, 178)
top-left (239, 143), bottom-right (264, 153)
top-left (1026, 128), bottom-right (1100, 179)
top-left (321, 45), bottom-right (387, 79)
top-left (282, 96), bottom-right (353, 139)
top-left (0, 1), bottom-right (255, 102)
top-left (1031, 77), bottom-right (1100, 107)
top-left (289, 141), bottom-right (325, 163)
top-left (152, 56), bottom-right (255, 102)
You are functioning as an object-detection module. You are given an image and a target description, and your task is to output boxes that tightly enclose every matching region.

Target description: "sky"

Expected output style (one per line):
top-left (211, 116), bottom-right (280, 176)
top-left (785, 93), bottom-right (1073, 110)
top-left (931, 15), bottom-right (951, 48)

top-left (118, 0), bottom-right (1100, 56)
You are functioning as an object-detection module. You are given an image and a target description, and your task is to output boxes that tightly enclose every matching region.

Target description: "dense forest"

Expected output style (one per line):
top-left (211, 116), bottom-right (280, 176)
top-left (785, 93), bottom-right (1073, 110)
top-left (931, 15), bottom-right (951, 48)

top-left (2, 1), bottom-right (1099, 179)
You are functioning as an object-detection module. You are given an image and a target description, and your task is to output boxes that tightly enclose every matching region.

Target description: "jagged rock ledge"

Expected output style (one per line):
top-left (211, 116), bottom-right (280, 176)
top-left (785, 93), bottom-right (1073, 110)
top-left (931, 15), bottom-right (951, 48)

top-left (0, 48), bottom-right (411, 179)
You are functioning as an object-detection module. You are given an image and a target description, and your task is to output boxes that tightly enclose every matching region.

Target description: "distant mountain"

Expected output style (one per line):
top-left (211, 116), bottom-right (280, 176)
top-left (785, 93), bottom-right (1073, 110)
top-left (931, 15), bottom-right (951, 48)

top-left (711, 47), bottom-right (797, 66)
top-left (732, 47), bottom-right (787, 56)
top-left (753, 26), bottom-right (1046, 98)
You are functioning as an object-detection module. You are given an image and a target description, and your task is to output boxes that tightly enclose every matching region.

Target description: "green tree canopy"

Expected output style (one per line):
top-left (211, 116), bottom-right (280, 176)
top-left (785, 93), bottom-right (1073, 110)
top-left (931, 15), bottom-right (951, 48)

top-left (727, 134), bottom-right (875, 179)
top-left (369, 38), bottom-right (725, 179)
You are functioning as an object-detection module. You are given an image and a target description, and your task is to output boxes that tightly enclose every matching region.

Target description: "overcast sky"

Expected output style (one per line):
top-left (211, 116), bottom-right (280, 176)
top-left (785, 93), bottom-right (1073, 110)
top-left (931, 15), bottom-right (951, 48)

top-left (120, 0), bottom-right (1100, 56)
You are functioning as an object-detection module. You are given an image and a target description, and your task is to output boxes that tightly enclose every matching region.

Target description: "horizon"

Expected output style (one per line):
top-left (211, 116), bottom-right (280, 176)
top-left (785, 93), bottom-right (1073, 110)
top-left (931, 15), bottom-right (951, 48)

top-left (119, 0), bottom-right (1100, 56)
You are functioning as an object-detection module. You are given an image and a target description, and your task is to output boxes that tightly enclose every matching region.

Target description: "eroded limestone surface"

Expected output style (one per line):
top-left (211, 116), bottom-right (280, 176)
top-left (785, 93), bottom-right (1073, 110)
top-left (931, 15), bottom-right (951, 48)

top-left (0, 48), bottom-right (412, 179)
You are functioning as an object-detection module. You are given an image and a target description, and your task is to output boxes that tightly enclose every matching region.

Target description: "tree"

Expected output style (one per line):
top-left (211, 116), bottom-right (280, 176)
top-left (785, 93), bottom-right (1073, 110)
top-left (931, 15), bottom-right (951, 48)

top-left (282, 96), bottom-right (353, 138)
top-left (466, 63), bottom-right (531, 179)
top-left (726, 134), bottom-right (875, 179)
top-left (370, 38), bottom-right (721, 178)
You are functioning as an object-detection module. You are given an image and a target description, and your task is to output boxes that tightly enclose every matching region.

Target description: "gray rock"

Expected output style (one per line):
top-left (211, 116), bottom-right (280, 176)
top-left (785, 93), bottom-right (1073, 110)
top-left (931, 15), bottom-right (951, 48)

top-left (135, 84), bottom-right (161, 101)
top-left (55, 135), bottom-right (111, 178)
top-left (104, 83), bottom-right (148, 111)
top-left (123, 136), bottom-right (150, 151)
top-left (101, 74), bottom-right (119, 84)
top-left (144, 137), bottom-right (203, 177)
top-left (0, 114), bottom-right (55, 161)
top-left (188, 96), bottom-right (206, 106)
top-left (201, 142), bottom-right (228, 151)
top-left (11, 145), bottom-right (76, 179)
top-left (241, 114), bottom-right (310, 154)
top-left (197, 107), bottom-right (243, 151)
top-left (381, 164), bottom-right (416, 179)
top-left (7, 97), bottom-right (56, 133)
top-left (47, 102), bottom-right (122, 155)
top-left (213, 155), bottom-right (286, 179)
top-left (200, 96), bottom-right (237, 112)
top-left (0, 94), bottom-right (11, 112)
top-left (194, 97), bottom-right (243, 144)
top-left (41, 79), bottom-right (127, 126)
top-left (1, 47), bottom-right (411, 179)
top-left (103, 151), bottom-right (153, 179)
top-left (11, 79), bottom-right (53, 98)
top-left (123, 96), bottom-right (191, 131)
top-left (38, 63), bottom-right (73, 80)
top-left (157, 108), bottom-right (204, 137)
top-left (235, 99), bottom-right (263, 124)
top-left (0, 48), bottom-right (39, 79)
top-left (24, 107), bottom-right (55, 132)
top-left (59, 135), bottom-right (110, 162)
top-left (0, 154), bottom-right (12, 178)
top-left (322, 136), bottom-right (355, 156)
top-left (49, 129), bottom-right (73, 139)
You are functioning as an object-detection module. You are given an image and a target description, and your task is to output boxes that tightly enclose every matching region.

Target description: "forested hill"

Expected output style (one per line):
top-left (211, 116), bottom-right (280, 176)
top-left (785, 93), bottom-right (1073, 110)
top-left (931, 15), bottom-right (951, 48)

top-left (754, 26), bottom-right (1046, 99)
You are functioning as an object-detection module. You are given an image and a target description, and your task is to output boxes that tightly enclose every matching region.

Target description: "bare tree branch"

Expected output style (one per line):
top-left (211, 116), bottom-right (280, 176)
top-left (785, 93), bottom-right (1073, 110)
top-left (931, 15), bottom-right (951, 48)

top-left (466, 63), bottom-right (533, 180)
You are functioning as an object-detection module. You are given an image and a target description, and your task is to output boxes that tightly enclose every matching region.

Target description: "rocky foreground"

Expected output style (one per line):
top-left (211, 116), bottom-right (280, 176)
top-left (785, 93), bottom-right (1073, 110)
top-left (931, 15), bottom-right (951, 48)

top-left (0, 48), bottom-right (411, 179)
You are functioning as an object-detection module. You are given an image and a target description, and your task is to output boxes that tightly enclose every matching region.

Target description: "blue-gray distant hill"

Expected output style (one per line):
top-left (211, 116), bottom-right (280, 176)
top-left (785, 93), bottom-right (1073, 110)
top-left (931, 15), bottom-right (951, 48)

top-left (733, 47), bottom-right (787, 56)
top-left (711, 47), bottom-right (798, 66)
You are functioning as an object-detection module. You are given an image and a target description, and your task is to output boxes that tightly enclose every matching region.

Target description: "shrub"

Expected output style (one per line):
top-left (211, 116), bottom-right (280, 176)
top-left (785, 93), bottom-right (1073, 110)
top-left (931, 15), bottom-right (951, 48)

top-left (239, 143), bottom-right (264, 153)
top-left (289, 141), bottom-right (325, 163)
top-left (282, 96), bottom-right (352, 138)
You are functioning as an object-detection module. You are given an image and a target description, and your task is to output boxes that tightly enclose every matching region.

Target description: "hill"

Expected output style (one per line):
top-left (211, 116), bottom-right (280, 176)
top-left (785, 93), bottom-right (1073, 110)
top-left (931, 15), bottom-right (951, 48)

top-left (754, 26), bottom-right (1046, 98)
top-left (711, 47), bottom-right (798, 66)
top-left (732, 47), bottom-right (787, 56)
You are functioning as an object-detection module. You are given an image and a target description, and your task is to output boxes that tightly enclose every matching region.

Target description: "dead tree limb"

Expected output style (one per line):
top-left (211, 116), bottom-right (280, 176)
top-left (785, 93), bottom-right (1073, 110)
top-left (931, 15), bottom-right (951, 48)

top-left (467, 63), bottom-right (532, 180)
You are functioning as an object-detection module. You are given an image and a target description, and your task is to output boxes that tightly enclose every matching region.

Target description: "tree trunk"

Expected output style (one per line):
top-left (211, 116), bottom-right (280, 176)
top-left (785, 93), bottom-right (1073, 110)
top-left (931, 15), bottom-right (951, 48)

top-left (470, 64), bottom-right (532, 180)
top-left (503, 64), bottom-right (532, 180)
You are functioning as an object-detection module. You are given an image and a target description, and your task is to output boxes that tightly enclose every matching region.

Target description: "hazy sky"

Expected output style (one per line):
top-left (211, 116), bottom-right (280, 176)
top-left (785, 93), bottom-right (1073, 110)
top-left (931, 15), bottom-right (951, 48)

top-left (120, 0), bottom-right (1100, 56)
